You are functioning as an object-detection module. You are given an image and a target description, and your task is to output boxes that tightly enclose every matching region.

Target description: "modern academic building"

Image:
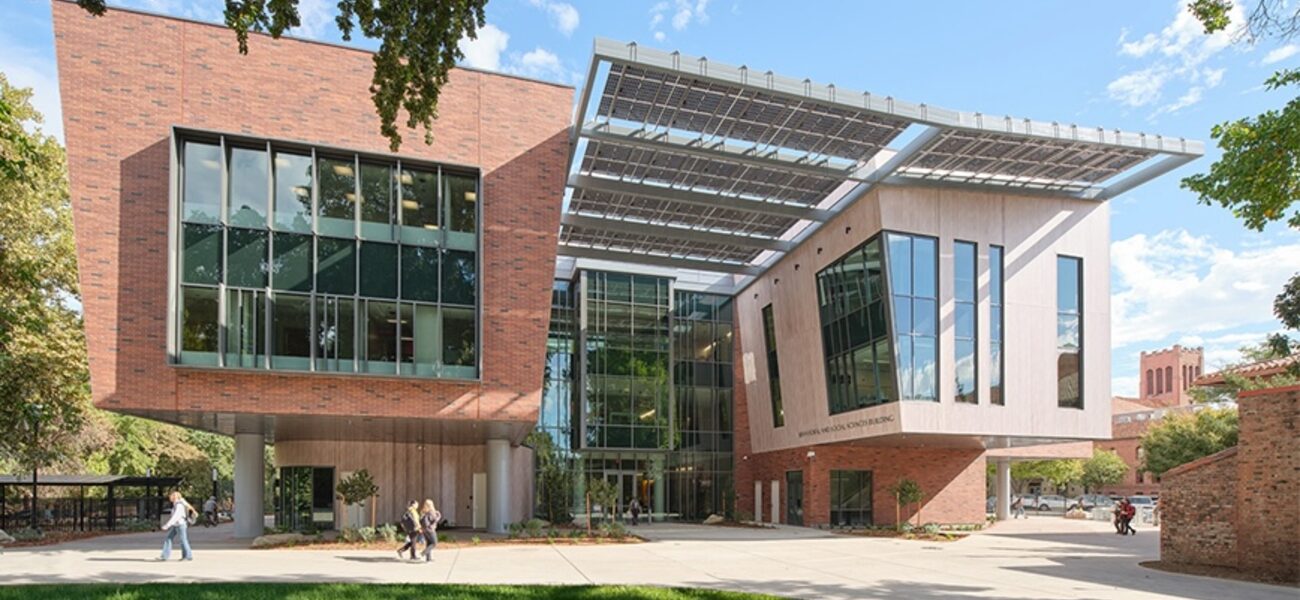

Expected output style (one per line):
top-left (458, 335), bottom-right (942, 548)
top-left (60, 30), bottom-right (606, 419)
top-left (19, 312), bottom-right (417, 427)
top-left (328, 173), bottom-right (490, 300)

top-left (53, 3), bottom-right (1202, 536)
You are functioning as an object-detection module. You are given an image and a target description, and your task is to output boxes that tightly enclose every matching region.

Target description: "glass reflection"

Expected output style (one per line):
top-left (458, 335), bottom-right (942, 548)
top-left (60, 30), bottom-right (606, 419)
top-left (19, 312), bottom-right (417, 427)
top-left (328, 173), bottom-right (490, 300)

top-left (273, 152), bottom-right (313, 233)
top-left (183, 142), bottom-right (221, 224)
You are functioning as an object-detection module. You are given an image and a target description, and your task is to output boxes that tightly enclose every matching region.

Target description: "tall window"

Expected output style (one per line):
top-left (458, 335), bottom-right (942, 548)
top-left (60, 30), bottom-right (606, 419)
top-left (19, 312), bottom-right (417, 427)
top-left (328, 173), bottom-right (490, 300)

top-left (954, 241), bottom-right (977, 403)
top-left (674, 291), bottom-right (735, 452)
top-left (829, 470), bottom-right (872, 526)
top-left (887, 233), bottom-right (938, 402)
top-left (176, 133), bottom-right (479, 379)
top-left (816, 236), bottom-right (896, 414)
top-left (762, 304), bottom-right (784, 427)
top-left (989, 245), bottom-right (1004, 405)
top-left (1057, 256), bottom-right (1083, 409)
top-left (1146, 369), bottom-right (1153, 396)
top-left (1165, 366), bottom-right (1173, 394)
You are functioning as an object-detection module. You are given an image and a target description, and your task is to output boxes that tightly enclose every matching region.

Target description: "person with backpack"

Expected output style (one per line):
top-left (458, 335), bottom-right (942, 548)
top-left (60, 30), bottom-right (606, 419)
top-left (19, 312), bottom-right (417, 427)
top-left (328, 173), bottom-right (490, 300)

top-left (419, 499), bottom-right (441, 563)
top-left (158, 490), bottom-right (196, 561)
top-left (1120, 499), bottom-right (1138, 535)
top-left (396, 500), bottom-right (421, 560)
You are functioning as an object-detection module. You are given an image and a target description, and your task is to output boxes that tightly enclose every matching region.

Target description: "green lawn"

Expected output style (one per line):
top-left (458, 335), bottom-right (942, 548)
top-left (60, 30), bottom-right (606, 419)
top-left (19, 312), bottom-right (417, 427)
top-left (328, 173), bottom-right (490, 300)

top-left (0, 584), bottom-right (781, 600)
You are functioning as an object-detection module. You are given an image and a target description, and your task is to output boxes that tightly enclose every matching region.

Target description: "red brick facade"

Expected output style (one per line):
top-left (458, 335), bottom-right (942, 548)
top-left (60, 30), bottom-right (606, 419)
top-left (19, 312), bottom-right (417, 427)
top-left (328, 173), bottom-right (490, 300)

top-left (1160, 385), bottom-right (1300, 583)
top-left (53, 4), bottom-right (571, 425)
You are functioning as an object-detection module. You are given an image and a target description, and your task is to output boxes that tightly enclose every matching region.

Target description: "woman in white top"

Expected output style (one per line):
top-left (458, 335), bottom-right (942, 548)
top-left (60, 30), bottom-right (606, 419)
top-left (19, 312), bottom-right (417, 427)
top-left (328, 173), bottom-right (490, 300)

top-left (159, 490), bottom-right (196, 561)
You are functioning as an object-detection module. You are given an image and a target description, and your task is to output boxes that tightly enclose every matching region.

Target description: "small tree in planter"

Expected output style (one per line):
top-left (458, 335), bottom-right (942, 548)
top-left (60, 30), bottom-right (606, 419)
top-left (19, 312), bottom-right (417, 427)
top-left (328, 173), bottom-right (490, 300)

top-left (586, 477), bottom-right (618, 526)
top-left (336, 469), bottom-right (379, 528)
top-left (888, 478), bottom-right (924, 530)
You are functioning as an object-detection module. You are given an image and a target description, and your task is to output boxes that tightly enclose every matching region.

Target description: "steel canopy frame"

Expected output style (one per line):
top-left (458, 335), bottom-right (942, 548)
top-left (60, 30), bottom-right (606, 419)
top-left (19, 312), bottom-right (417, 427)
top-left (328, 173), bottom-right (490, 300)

top-left (561, 37), bottom-right (1205, 279)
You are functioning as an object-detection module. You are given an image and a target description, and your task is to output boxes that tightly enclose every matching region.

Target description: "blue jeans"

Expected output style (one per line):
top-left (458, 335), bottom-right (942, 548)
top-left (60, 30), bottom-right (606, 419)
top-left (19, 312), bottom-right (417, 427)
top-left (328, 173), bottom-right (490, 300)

top-left (161, 523), bottom-right (192, 560)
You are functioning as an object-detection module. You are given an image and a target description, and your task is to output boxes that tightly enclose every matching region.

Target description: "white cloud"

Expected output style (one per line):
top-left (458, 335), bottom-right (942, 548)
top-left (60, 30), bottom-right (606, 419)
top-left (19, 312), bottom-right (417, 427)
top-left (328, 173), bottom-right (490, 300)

top-left (459, 24), bottom-right (510, 71)
top-left (650, 0), bottom-right (709, 41)
top-left (1112, 375), bottom-right (1140, 398)
top-left (291, 0), bottom-right (336, 40)
top-left (1107, 1), bottom-right (1245, 113)
top-left (0, 34), bottom-right (62, 141)
top-left (506, 47), bottom-right (568, 81)
top-left (1107, 67), bottom-right (1169, 107)
top-left (528, 0), bottom-right (580, 36)
top-left (1262, 43), bottom-right (1299, 65)
top-left (1110, 229), bottom-right (1297, 348)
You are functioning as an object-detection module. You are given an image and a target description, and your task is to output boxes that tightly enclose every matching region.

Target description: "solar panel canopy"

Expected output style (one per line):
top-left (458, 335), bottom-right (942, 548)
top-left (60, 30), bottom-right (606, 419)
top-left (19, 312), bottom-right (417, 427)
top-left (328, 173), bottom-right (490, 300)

top-left (561, 38), bottom-right (1204, 278)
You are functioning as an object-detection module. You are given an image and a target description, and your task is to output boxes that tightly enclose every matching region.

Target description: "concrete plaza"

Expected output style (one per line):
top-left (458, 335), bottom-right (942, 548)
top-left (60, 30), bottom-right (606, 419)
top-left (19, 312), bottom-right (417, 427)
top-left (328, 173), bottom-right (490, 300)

top-left (0, 518), bottom-right (1292, 599)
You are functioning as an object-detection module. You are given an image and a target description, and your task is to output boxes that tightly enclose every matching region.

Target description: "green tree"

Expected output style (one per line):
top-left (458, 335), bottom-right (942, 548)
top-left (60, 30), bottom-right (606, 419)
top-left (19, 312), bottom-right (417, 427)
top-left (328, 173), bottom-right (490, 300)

top-left (1140, 407), bottom-right (1239, 476)
top-left (526, 430), bottom-right (573, 525)
top-left (336, 468), bottom-right (380, 527)
top-left (887, 478), bottom-right (923, 529)
top-left (0, 75), bottom-right (90, 481)
top-left (75, 0), bottom-right (489, 151)
top-left (1080, 449), bottom-right (1127, 493)
top-left (1185, 2), bottom-right (1300, 334)
top-left (585, 476), bottom-right (618, 525)
top-left (1009, 459), bottom-right (1082, 495)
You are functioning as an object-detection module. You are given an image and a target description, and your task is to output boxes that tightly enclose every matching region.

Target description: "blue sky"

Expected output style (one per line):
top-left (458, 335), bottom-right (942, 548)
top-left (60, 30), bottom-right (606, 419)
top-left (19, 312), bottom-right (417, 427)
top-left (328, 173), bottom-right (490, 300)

top-left (4, 0), bottom-right (1297, 396)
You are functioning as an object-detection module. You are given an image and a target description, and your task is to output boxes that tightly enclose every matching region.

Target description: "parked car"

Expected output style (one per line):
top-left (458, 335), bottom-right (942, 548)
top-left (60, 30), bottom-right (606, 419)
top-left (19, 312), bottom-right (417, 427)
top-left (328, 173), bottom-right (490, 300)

top-left (1028, 494), bottom-right (1070, 511)
top-left (1074, 494), bottom-right (1115, 510)
top-left (1127, 495), bottom-right (1157, 507)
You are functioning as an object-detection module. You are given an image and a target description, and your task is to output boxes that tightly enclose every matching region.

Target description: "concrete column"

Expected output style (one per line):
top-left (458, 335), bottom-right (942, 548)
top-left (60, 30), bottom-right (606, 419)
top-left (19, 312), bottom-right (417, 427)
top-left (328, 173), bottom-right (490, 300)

top-left (753, 480), bottom-right (762, 523)
top-left (486, 439), bottom-right (510, 534)
top-left (995, 458), bottom-right (1011, 521)
top-left (234, 433), bottom-right (265, 538)
top-left (650, 456), bottom-right (665, 523)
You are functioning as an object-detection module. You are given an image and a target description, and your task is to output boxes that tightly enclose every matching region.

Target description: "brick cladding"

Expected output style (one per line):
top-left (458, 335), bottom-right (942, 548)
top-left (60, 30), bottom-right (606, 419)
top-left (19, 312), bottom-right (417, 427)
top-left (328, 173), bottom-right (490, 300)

top-left (730, 290), bottom-right (986, 527)
top-left (52, 3), bottom-right (572, 423)
top-left (1160, 385), bottom-right (1299, 583)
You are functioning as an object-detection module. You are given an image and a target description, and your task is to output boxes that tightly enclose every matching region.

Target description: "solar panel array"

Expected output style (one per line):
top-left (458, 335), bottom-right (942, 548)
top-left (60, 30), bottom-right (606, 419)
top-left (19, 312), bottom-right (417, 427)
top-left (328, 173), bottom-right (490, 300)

top-left (561, 40), bottom-right (1200, 276)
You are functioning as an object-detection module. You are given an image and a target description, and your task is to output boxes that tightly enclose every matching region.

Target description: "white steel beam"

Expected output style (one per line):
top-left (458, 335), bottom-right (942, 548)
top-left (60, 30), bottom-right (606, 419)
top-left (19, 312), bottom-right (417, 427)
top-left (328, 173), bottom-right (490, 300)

top-left (558, 243), bottom-right (761, 276)
top-left (562, 213), bottom-right (793, 252)
top-left (1091, 154), bottom-right (1200, 201)
top-left (569, 173), bottom-right (833, 222)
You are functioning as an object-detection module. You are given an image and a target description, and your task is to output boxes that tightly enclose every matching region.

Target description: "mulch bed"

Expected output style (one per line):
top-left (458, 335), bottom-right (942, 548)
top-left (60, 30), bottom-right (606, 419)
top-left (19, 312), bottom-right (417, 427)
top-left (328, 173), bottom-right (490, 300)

top-left (1140, 561), bottom-right (1299, 588)
top-left (4, 529), bottom-right (145, 548)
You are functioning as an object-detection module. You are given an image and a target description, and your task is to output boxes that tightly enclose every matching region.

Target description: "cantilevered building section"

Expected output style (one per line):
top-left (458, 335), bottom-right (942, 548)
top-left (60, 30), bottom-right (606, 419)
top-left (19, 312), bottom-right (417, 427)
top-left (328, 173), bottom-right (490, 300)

top-left (555, 39), bottom-right (1202, 527)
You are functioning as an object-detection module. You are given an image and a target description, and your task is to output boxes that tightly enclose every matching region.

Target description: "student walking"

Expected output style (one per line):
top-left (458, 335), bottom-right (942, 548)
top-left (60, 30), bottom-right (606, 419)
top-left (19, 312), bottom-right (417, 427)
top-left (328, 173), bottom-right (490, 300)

top-left (158, 491), bottom-right (196, 561)
top-left (1011, 497), bottom-right (1025, 519)
top-left (1120, 499), bottom-right (1137, 535)
top-left (629, 498), bottom-right (642, 526)
top-left (202, 496), bottom-right (218, 527)
top-left (396, 501), bottom-right (421, 560)
top-left (419, 499), bottom-right (441, 563)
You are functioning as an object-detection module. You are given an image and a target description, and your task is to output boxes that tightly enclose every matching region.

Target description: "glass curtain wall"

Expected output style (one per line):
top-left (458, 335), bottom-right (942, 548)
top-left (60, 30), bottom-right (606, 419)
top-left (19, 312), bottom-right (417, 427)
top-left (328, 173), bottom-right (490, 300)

top-left (953, 241), bottom-right (977, 403)
top-left (989, 246), bottom-right (1005, 405)
top-left (537, 274), bottom-right (735, 522)
top-left (886, 233), bottom-right (939, 402)
top-left (176, 134), bottom-right (479, 379)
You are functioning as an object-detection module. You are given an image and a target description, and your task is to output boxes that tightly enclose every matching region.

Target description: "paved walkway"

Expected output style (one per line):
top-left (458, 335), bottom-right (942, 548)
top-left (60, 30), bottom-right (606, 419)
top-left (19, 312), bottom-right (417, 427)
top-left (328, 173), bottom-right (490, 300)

top-left (1, 518), bottom-right (1293, 599)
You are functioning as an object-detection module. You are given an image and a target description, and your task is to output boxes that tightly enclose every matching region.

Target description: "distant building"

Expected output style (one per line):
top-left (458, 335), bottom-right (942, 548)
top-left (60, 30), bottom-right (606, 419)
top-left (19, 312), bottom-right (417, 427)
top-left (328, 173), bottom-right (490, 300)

top-left (1097, 346), bottom-right (1203, 497)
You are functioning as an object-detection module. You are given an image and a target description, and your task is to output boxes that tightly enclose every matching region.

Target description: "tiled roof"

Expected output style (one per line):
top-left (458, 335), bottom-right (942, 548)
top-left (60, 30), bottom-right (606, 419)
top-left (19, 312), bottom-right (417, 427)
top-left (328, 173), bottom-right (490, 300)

top-left (1195, 355), bottom-right (1300, 386)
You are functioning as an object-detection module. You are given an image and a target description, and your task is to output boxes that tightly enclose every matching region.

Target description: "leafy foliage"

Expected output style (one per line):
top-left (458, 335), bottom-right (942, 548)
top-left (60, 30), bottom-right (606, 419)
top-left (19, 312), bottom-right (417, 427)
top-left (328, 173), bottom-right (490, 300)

top-left (526, 430), bottom-right (574, 525)
top-left (1008, 459), bottom-right (1083, 494)
top-left (0, 75), bottom-right (89, 474)
top-left (1140, 407), bottom-right (1239, 476)
top-left (1275, 272), bottom-right (1300, 332)
top-left (887, 478), bottom-right (923, 528)
top-left (336, 469), bottom-right (380, 507)
top-left (77, 0), bottom-right (489, 152)
top-left (1181, 71), bottom-right (1300, 232)
top-left (585, 476), bottom-right (618, 524)
top-left (1080, 450), bottom-right (1127, 493)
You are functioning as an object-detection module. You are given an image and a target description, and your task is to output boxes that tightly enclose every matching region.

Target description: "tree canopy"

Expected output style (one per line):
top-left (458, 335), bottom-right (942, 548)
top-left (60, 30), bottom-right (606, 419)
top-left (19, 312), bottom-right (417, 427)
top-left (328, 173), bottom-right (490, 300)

top-left (0, 75), bottom-right (89, 474)
top-left (1140, 407), bottom-right (1239, 476)
top-left (76, 0), bottom-right (489, 151)
top-left (1080, 449), bottom-right (1127, 493)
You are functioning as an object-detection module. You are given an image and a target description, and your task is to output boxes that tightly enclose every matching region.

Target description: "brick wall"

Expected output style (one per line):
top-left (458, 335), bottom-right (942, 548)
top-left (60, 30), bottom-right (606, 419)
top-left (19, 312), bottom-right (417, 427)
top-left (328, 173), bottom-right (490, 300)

top-left (1159, 447), bottom-right (1238, 568)
top-left (1233, 385), bottom-right (1299, 581)
top-left (1160, 385), bottom-right (1300, 583)
top-left (52, 3), bottom-right (571, 425)
top-left (739, 442), bottom-right (986, 527)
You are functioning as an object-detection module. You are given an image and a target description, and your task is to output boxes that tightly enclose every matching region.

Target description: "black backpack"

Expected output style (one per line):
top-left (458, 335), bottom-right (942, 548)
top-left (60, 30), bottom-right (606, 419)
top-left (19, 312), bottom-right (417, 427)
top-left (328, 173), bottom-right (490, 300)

top-left (400, 511), bottom-right (417, 534)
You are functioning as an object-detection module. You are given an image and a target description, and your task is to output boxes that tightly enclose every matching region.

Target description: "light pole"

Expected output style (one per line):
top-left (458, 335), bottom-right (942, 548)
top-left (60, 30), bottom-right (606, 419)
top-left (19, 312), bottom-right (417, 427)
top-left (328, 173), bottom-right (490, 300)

top-left (28, 403), bottom-right (43, 531)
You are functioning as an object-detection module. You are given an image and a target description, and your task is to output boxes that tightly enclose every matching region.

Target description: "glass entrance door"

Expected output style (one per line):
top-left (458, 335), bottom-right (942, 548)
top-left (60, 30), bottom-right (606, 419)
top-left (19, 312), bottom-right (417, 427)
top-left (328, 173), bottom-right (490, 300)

top-left (786, 470), bottom-right (804, 526)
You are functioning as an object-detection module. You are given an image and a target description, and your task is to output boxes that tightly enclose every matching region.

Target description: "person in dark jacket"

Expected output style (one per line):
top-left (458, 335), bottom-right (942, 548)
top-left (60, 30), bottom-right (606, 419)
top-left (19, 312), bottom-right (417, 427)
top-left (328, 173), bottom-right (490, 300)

top-left (396, 500), bottom-right (421, 560)
top-left (419, 499), bottom-right (441, 563)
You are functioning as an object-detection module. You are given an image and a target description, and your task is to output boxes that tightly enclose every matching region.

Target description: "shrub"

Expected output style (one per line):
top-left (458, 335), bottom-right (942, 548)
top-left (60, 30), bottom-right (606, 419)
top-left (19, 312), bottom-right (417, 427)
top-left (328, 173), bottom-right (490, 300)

top-left (470, 535), bottom-right (481, 546)
top-left (899, 522), bottom-right (916, 534)
top-left (437, 532), bottom-right (450, 544)
top-left (599, 521), bottom-right (627, 539)
top-left (922, 523), bottom-right (941, 535)
top-left (11, 528), bottom-right (44, 541)
top-left (375, 523), bottom-right (399, 543)
top-left (341, 527), bottom-right (360, 543)
top-left (525, 518), bottom-right (546, 538)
